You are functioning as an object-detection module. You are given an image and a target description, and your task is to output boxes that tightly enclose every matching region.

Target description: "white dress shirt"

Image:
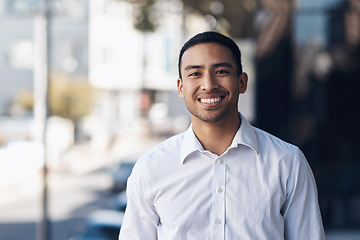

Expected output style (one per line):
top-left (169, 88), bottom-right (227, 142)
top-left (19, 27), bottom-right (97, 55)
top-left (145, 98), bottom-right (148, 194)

top-left (119, 114), bottom-right (325, 240)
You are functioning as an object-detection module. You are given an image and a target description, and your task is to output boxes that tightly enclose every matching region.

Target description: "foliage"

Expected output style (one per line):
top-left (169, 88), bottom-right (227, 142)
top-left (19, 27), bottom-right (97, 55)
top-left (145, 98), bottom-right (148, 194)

top-left (48, 72), bottom-right (93, 121)
top-left (124, 0), bottom-right (258, 38)
top-left (134, 0), bottom-right (158, 32)
top-left (13, 89), bottom-right (34, 113)
top-left (180, 0), bottom-right (258, 38)
top-left (125, 0), bottom-right (158, 32)
top-left (13, 73), bottom-right (93, 121)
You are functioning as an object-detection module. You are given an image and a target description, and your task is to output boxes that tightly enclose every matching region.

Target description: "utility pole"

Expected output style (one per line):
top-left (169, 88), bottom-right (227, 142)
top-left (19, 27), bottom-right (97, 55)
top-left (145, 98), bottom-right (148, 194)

top-left (33, 0), bottom-right (51, 239)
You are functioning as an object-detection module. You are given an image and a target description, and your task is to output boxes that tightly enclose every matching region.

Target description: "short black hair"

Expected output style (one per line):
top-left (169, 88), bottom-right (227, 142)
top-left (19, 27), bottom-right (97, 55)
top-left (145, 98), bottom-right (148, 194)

top-left (178, 31), bottom-right (243, 79)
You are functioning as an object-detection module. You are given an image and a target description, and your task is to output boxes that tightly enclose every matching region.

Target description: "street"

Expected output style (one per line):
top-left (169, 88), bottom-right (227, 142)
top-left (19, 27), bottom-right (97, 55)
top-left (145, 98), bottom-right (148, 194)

top-left (0, 169), bottom-right (117, 240)
top-left (0, 135), bottom-right (165, 240)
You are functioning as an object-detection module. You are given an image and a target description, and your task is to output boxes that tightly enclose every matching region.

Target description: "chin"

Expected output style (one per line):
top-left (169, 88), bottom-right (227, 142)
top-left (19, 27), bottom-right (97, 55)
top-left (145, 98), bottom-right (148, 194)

top-left (193, 112), bottom-right (226, 123)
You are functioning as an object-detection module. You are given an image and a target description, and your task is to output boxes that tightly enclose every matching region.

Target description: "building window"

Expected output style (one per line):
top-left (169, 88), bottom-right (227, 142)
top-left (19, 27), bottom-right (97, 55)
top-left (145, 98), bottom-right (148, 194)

top-left (8, 40), bottom-right (33, 70)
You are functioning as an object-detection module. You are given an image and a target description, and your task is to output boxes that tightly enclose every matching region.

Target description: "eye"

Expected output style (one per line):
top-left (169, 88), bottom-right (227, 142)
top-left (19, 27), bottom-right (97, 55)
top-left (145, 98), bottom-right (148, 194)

top-left (215, 69), bottom-right (229, 75)
top-left (188, 72), bottom-right (201, 77)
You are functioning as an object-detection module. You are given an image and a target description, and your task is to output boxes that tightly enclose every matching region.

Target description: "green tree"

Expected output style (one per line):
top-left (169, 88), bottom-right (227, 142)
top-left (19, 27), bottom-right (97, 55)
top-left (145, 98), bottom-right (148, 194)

top-left (48, 72), bottom-right (93, 121)
top-left (125, 0), bottom-right (258, 38)
top-left (181, 0), bottom-right (257, 38)
top-left (13, 89), bottom-right (34, 114)
top-left (125, 0), bottom-right (158, 32)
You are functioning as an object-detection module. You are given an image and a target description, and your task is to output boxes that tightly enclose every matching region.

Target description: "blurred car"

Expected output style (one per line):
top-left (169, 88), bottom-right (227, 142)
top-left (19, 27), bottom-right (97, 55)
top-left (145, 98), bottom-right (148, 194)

top-left (109, 161), bottom-right (135, 192)
top-left (69, 209), bottom-right (124, 240)
top-left (106, 190), bottom-right (127, 212)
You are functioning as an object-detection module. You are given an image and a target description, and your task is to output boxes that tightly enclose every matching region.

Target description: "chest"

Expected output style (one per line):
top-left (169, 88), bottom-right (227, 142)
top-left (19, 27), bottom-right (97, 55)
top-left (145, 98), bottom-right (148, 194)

top-left (150, 151), bottom-right (287, 230)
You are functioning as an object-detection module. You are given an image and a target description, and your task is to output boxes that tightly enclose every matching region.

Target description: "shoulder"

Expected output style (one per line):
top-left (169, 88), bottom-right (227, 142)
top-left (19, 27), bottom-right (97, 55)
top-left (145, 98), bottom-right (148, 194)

top-left (252, 126), bottom-right (301, 157)
top-left (250, 126), bottom-right (310, 176)
top-left (134, 132), bottom-right (185, 175)
top-left (251, 127), bottom-right (316, 193)
top-left (128, 132), bottom-right (186, 197)
top-left (141, 131), bottom-right (185, 161)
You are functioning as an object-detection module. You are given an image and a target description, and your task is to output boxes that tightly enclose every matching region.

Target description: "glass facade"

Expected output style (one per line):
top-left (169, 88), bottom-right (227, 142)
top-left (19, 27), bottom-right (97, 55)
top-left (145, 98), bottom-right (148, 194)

top-left (255, 0), bottom-right (360, 230)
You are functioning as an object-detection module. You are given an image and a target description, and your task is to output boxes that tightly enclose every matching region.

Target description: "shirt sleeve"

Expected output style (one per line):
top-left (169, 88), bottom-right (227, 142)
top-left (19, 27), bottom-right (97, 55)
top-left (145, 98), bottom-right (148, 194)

top-left (118, 158), bottom-right (159, 240)
top-left (281, 148), bottom-right (326, 240)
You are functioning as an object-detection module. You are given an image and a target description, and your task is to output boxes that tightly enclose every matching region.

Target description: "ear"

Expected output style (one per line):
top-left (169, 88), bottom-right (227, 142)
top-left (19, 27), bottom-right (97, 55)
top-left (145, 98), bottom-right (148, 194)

top-left (177, 78), bottom-right (184, 98)
top-left (238, 72), bottom-right (248, 94)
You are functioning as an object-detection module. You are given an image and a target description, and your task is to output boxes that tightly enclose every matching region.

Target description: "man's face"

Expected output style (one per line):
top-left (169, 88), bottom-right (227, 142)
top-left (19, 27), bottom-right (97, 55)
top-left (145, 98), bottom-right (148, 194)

top-left (177, 42), bottom-right (247, 124)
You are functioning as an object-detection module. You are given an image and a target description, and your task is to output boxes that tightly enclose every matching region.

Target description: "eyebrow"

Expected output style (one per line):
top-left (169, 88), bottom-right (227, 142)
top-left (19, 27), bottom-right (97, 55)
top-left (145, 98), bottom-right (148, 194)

top-left (184, 65), bottom-right (203, 71)
top-left (213, 62), bottom-right (233, 69)
top-left (184, 62), bottom-right (233, 71)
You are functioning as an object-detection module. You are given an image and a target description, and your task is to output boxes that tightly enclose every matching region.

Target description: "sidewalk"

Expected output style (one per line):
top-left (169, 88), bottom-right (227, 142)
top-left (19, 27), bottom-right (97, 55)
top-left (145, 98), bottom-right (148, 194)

top-left (0, 134), bottom-right (165, 207)
top-left (326, 231), bottom-right (360, 240)
top-left (62, 134), bottom-right (165, 174)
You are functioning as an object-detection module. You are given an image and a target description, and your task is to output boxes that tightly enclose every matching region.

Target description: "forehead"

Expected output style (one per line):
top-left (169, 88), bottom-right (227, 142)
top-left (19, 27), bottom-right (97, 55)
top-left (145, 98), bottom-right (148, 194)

top-left (181, 42), bottom-right (234, 67)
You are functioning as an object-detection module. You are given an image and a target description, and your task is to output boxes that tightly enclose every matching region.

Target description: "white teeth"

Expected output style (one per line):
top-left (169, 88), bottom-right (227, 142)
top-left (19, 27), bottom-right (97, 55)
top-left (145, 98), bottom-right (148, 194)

top-left (200, 97), bottom-right (221, 104)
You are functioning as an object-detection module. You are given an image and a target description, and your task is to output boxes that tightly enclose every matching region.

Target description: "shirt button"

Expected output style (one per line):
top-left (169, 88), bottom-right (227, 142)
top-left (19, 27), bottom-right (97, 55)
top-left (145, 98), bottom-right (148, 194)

top-left (215, 219), bottom-right (222, 225)
top-left (216, 187), bottom-right (223, 193)
top-left (218, 159), bottom-right (224, 164)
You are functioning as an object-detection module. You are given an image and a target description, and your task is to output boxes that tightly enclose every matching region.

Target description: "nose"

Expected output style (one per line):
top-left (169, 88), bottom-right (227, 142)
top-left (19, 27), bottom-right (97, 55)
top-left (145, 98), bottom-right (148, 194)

top-left (201, 73), bottom-right (219, 90)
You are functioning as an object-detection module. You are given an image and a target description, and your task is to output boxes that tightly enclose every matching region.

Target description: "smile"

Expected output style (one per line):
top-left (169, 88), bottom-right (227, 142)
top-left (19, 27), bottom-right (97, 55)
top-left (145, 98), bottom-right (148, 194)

top-left (200, 97), bottom-right (222, 104)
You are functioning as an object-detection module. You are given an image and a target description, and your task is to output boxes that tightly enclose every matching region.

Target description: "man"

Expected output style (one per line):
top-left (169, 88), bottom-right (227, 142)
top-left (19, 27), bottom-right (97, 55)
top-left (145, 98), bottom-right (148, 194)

top-left (119, 31), bottom-right (325, 239)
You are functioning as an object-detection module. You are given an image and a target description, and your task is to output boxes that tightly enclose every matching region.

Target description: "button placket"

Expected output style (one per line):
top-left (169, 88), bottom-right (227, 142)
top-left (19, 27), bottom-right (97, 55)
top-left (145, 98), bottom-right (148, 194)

top-left (212, 158), bottom-right (226, 240)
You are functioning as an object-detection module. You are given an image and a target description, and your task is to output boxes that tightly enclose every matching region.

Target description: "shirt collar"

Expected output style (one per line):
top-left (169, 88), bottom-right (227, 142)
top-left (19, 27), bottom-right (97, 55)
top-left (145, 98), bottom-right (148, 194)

top-left (180, 113), bottom-right (259, 164)
top-left (231, 113), bottom-right (259, 155)
top-left (180, 124), bottom-right (204, 164)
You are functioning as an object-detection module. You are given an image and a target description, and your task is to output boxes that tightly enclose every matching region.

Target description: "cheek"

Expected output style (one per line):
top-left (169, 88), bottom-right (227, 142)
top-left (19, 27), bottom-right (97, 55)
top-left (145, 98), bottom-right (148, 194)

top-left (182, 88), bottom-right (193, 100)
top-left (182, 82), bottom-right (197, 96)
top-left (223, 81), bottom-right (238, 93)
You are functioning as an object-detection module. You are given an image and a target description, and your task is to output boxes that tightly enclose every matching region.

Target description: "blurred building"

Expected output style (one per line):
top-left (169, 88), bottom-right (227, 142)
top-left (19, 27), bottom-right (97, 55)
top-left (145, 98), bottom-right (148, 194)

top-left (0, 0), bottom-right (89, 117)
top-left (254, 0), bottom-right (360, 230)
top-left (88, 0), bottom-right (190, 149)
top-left (0, 0), bottom-right (88, 171)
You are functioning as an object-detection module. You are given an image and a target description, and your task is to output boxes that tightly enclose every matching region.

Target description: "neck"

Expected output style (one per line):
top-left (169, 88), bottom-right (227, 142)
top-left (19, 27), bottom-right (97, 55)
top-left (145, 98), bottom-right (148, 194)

top-left (192, 112), bottom-right (241, 156)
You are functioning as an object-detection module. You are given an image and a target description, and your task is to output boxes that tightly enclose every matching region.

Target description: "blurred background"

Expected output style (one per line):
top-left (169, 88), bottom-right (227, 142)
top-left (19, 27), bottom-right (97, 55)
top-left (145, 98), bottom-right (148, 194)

top-left (0, 0), bottom-right (359, 239)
